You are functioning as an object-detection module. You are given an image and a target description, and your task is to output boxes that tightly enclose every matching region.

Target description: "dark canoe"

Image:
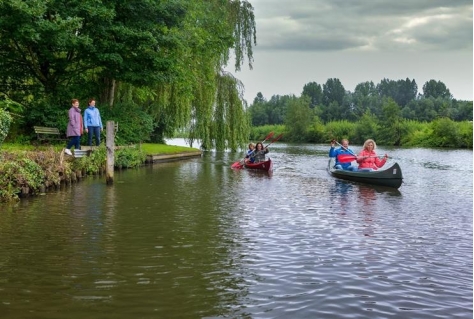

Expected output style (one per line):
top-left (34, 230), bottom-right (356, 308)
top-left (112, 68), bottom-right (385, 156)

top-left (328, 160), bottom-right (403, 189)
top-left (244, 158), bottom-right (273, 172)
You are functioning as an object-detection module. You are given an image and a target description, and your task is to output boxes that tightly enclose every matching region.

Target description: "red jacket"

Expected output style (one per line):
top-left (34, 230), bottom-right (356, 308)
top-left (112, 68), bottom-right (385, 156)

top-left (357, 149), bottom-right (386, 170)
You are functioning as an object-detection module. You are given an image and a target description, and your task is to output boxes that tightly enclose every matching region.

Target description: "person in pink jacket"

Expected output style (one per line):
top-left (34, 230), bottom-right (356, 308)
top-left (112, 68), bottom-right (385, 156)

top-left (356, 139), bottom-right (388, 171)
top-left (64, 99), bottom-right (83, 156)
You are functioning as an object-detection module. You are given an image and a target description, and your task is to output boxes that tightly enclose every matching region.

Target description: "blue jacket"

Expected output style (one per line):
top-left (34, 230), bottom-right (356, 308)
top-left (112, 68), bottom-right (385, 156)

top-left (329, 146), bottom-right (355, 170)
top-left (83, 107), bottom-right (103, 129)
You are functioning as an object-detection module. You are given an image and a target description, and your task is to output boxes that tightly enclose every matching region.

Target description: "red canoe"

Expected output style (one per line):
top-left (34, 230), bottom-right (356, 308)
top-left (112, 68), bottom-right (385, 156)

top-left (244, 158), bottom-right (273, 171)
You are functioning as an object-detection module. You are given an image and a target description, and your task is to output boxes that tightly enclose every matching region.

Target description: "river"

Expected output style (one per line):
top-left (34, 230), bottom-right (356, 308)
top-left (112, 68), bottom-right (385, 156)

top-left (0, 141), bottom-right (472, 319)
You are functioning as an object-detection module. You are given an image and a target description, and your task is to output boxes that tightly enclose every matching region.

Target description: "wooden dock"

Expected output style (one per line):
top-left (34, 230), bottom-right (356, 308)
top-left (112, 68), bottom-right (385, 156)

top-left (146, 151), bottom-right (202, 163)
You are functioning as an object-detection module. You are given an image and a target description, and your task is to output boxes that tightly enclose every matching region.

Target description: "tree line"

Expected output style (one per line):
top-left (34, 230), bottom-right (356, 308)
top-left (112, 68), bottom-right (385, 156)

top-left (248, 78), bottom-right (473, 148)
top-left (0, 0), bottom-right (256, 150)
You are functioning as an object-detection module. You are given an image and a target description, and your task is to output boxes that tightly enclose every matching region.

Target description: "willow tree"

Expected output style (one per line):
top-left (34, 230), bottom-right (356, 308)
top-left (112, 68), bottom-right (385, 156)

top-left (147, 0), bottom-right (256, 150)
top-left (0, 0), bottom-right (256, 148)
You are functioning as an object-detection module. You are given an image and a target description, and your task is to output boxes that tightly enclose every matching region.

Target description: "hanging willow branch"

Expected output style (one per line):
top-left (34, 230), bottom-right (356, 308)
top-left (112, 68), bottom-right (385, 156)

top-left (118, 0), bottom-right (256, 149)
top-left (226, 0), bottom-right (257, 71)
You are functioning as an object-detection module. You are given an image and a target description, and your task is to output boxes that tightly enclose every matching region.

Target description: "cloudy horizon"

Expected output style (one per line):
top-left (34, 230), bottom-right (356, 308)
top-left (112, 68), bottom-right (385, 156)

top-left (230, 0), bottom-right (473, 102)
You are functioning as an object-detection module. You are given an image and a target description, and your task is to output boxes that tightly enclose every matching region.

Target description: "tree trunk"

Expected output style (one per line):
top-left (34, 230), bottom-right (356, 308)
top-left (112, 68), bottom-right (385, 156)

top-left (99, 77), bottom-right (116, 108)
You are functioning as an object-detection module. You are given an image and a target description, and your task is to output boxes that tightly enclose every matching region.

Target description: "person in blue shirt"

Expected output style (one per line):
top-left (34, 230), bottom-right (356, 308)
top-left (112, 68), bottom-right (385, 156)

top-left (244, 143), bottom-right (255, 163)
top-left (329, 139), bottom-right (357, 171)
top-left (83, 99), bottom-right (103, 146)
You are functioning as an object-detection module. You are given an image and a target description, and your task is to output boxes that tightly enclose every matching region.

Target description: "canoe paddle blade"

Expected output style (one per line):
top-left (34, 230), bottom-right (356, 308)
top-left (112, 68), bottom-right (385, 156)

top-left (337, 154), bottom-right (357, 163)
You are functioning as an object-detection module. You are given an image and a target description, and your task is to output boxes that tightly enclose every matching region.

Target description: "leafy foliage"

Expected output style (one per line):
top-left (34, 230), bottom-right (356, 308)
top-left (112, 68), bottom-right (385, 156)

top-left (249, 77), bottom-right (472, 144)
top-left (0, 154), bottom-right (47, 201)
top-left (0, 0), bottom-right (256, 150)
top-left (115, 146), bottom-right (147, 169)
top-left (0, 108), bottom-right (12, 147)
top-left (423, 80), bottom-right (452, 99)
top-left (428, 118), bottom-right (460, 147)
top-left (100, 102), bottom-right (154, 145)
top-left (284, 96), bottom-right (312, 141)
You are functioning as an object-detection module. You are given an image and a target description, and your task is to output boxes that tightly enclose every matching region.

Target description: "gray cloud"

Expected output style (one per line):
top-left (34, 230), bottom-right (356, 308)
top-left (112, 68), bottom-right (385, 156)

top-left (251, 0), bottom-right (473, 52)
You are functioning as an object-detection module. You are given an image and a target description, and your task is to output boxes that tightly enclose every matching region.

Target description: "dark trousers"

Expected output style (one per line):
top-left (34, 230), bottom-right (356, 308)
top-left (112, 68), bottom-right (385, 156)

top-left (87, 126), bottom-right (101, 146)
top-left (66, 136), bottom-right (81, 150)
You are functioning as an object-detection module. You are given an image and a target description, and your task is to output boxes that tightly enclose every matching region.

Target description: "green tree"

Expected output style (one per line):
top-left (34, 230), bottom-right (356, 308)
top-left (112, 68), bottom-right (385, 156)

top-left (301, 82), bottom-right (322, 108)
top-left (284, 96), bottom-right (312, 141)
top-left (351, 81), bottom-right (382, 119)
top-left (0, 0), bottom-right (257, 150)
top-left (354, 110), bottom-right (378, 145)
top-left (0, 0), bottom-right (187, 103)
top-left (451, 100), bottom-right (473, 121)
top-left (422, 80), bottom-right (452, 99)
top-left (322, 78), bottom-right (345, 107)
top-left (377, 78), bottom-right (417, 107)
top-left (411, 98), bottom-right (438, 122)
top-left (378, 98), bottom-right (402, 145)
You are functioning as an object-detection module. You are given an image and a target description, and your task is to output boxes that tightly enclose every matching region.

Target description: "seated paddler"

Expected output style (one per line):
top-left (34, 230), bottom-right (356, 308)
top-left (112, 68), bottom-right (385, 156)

top-left (329, 139), bottom-right (358, 171)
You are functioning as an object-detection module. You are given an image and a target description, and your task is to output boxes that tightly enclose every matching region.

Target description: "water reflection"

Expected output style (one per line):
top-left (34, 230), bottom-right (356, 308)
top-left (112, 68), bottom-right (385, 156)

top-left (0, 145), bottom-right (472, 319)
top-left (330, 180), bottom-right (353, 216)
top-left (357, 186), bottom-right (377, 237)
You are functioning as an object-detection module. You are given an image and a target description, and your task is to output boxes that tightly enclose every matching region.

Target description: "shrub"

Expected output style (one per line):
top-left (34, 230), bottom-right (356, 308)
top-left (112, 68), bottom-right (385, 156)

top-left (0, 108), bottom-right (13, 148)
top-left (115, 146), bottom-right (146, 169)
top-left (429, 118), bottom-right (459, 147)
top-left (0, 157), bottom-right (45, 201)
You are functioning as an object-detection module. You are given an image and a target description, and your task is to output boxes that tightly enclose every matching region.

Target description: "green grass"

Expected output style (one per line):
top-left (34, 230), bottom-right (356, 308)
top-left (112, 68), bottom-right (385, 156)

top-left (1, 142), bottom-right (200, 155)
top-left (139, 143), bottom-right (200, 155)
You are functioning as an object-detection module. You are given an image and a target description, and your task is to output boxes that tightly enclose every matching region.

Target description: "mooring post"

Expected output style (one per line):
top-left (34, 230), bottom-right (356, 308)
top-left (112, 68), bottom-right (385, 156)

top-left (106, 121), bottom-right (115, 185)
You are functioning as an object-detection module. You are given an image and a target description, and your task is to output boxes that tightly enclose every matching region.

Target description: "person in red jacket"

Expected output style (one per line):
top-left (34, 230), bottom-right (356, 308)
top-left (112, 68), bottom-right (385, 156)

top-left (356, 139), bottom-right (388, 171)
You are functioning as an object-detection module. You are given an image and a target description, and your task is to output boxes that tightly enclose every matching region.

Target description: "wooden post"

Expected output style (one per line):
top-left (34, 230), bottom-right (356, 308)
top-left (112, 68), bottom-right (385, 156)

top-left (106, 121), bottom-right (115, 185)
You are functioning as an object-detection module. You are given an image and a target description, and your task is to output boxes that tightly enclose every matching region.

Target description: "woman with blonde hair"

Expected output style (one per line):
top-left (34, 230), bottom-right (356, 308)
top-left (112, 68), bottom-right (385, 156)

top-left (356, 139), bottom-right (388, 171)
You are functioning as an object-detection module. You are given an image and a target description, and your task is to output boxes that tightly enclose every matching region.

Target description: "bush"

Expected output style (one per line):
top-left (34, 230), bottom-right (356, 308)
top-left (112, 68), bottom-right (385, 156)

top-left (0, 156), bottom-right (46, 201)
top-left (249, 125), bottom-right (285, 144)
top-left (115, 146), bottom-right (146, 169)
top-left (457, 121), bottom-right (473, 148)
top-left (429, 117), bottom-right (460, 147)
top-left (100, 102), bottom-right (154, 145)
top-left (0, 108), bottom-right (13, 147)
top-left (325, 120), bottom-right (357, 143)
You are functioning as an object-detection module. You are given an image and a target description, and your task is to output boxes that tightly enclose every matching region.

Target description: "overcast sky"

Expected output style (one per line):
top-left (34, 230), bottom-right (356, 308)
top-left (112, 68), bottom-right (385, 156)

top-left (229, 0), bottom-right (473, 103)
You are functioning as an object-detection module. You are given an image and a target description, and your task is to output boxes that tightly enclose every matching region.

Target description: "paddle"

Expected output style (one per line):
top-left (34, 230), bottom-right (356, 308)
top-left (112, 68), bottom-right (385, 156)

top-left (337, 154), bottom-right (358, 163)
top-left (264, 133), bottom-right (283, 147)
top-left (231, 132), bottom-right (274, 169)
top-left (332, 139), bottom-right (357, 157)
top-left (337, 154), bottom-right (388, 163)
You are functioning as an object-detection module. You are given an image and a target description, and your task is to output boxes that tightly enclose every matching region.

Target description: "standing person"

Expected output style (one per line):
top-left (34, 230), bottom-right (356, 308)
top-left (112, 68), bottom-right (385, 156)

top-left (83, 98), bottom-right (103, 146)
top-left (251, 142), bottom-right (269, 163)
top-left (65, 99), bottom-right (82, 156)
top-left (329, 139), bottom-right (357, 171)
top-left (356, 139), bottom-right (388, 171)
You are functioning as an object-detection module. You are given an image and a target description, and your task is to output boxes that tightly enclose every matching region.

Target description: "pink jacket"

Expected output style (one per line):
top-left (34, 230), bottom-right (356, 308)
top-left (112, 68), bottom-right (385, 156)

top-left (357, 149), bottom-right (386, 170)
top-left (66, 107), bottom-right (82, 137)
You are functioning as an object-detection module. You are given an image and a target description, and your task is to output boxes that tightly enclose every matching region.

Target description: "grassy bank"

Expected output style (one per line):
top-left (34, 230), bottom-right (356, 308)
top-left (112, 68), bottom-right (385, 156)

top-left (0, 143), bottom-right (200, 202)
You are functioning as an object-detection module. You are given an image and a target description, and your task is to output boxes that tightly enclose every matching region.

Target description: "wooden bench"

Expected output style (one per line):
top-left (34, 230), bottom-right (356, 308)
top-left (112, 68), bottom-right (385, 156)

top-left (34, 126), bottom-right (67, 143)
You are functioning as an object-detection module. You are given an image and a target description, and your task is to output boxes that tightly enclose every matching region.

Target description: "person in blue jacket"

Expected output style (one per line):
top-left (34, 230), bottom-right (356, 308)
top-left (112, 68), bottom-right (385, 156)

top-left (329, 139), bottom-right (357, 171)
top-left (83, 98), bottom-right (103, 146)
top-left (244, 143), bottom-right (255, 163)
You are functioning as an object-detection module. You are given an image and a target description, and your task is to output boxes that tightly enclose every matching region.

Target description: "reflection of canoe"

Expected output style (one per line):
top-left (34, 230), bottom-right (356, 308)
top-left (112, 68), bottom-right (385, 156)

top-left (245, 158), bottom-right (273, 172)
top-left (328, 160), bottom-right (403, 189)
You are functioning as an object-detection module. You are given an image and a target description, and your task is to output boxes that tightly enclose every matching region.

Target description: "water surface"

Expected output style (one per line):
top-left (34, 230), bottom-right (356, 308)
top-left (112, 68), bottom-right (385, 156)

top-left (0, 142), bottom-right (472, 318)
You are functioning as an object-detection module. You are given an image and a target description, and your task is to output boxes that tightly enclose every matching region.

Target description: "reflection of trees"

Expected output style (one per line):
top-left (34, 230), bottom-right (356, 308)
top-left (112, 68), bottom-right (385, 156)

top-left (102, 152), bottom-right (250, 317)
